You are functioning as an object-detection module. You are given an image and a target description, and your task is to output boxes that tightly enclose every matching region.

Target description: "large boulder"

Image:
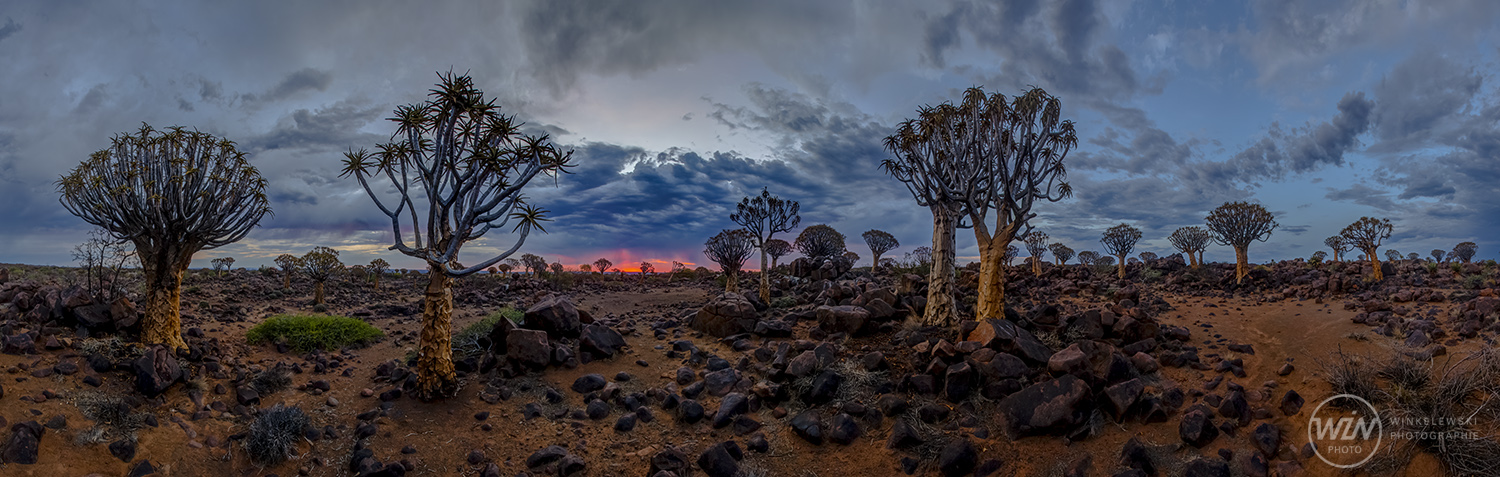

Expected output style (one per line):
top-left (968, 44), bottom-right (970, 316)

top-left (579, 324), bottom-right (625, 358)
top-left (691, 293), bottom-right (759, 338)
top-left (816, 305), bottom-right (870, 335)
top-left (505, 329), bottom-right (551, 369)
top-left (522, 295), bottom-right (581, 339)
top-left (968, 318), bottom-right (1054, 364)
top-left (0, 421), bottom-right (43, 465)
top-left (109, 296), bottom-right (140, 329)
top-left (996, 374), bottom-right (1091, 436)
top-left (132, 345), bottom-right (184, 397)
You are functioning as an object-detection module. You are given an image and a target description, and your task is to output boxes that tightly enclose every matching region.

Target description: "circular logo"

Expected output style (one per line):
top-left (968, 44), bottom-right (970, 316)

top-left (1307, 394), bottom-right (1383, 469)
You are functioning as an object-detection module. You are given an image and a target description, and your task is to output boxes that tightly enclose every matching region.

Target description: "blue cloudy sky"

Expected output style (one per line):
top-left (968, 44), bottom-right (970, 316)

top-left (0, 0), bottom-right (1496, 270)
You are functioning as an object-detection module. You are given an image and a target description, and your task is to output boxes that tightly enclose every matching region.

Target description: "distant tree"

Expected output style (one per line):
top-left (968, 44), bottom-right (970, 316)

top-left (794, 224), bottom-right (846, 261)
top-left (906, 246), bottom-right (933, 266)
top-left (763, 239), bottom-right (792, 271)
top-left (368, 258), bottom-right (390, 290)
top-left (1076, 250), bottom-right (1100, 266)
top-left (1204, 201), bottom-right (1278, 284)
top-left (1022, 231), bottom-right (1048, 275)
top-left (593, 258), bottom-right (613, 275)
top-left (58, 124), bottom-right (271, 349)
top-left (1385, 249), bottom-right (1402, 263)
top-left (504, 258), bottom-right (521, 272)
top-left (300, 247), bottom-right (342, 305)
top-left (704, 229), bottom-right (755, 293)
top-left (520, 253), bottom-right (547, 277)
top-left (639, 262), bottom-right (654, 283)
top-left (843, 251), bottom-right (860, 264)
top-left (578, 264), bottom-right (591, 273)
top-left (1127, 257), bottom-right (1141, 266)
top-left (1341, 217), bottom-right (1392, 280)
top-left (550, 262), bottom-right (564, 275)
top-left (1169, 226), bottom-right (1212, 268)
top-left (211, 257), bottom-right (235, 276)
top-left (1100, 224), bottom-right (1142, 279)
top-left (1324, 236), bottom-right (1350, 262)
top-left (878, 257), bottom-right (898, 268)
top-left (883, 87), bottom-right (1075, 325)
top-left (339, 72), bottom-right (573, 399)
top-left (497, 263), bottom-right (514, 276)
top-left (71, 227), bottom-right (137, 302)
top-left (668, 261), bottom-right (686, 283)
top-left (731, 187), bottom-right (801, 303)
top-left (1094, 255), bottom-right (1115, 267)
top-left (1431, 249), bottom-right (1446, 263)
top-left (861, 230), bottom-right (899, 270)
top-left (693, 266), bottom-right (711, 280)
top-left (1452, 242), bottom-right (1477, 263)
top-left (274, 254), bottom-right (299, 290)
top-left (1311, 250), bottom-right (1328, 263)
top-left (1406, 252), bottom-right (1419, 261)
top-left (1002, 245), bottom-right (1019, 266)
top-left (1138, 251), bottom-right (1158, 262)
top-left (1048, 243), bottom-right (1074, 265)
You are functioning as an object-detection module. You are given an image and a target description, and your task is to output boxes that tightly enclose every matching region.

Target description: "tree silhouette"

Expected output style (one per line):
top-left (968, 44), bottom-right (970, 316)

top-left (1341, 217), bottom-right (1392, 280)
top-left (1204, 201), bottom-right (1278, 284)
top-left (498, 263), bottom-right (514, 275)
top-left (274, 254), bottom-right (299, 290)
top-left (1048, 243), bottom-right (1074, 265)
top-left (794, 224), bottom-right (847, 261)
top-left (730, 187), bottom-right (800, 303)
top-left (520, 253), bottom-right (547, 277)
top-left (593, 258), bottom-right (613, 275)
top-left (883, 87), bottom-right (1075, 325)
top-left (1431, 249), bottom-right (1446, 263)
top-left (1384, 249), bottom-right (1403, 263)
top-left (300, 247), bottom-right (342, 305)
top-left (1076, 251), bottom-right (1100, 266)
top-left (211, 257), bottom-right (235, 277)
top-left (1452, 242), bottom-right (1477, 263)
top-left (58, 124), bottom-right (271, 349)
top-left (1324, 236), bottom-right (1350, 263)
top-left (1100, 224), bottom-right (1141, 279)
top-left (1311, 250), bottom-right (1328, 263)
top-left (639, 262), bottom-right (654, 283)
top-left (1022, 231), bottom-right (1048, 275)
top-left (339, 72), bottom-right (573, 399)
top-left (906, 246), bottom-right (933, 266)
top-left (368, 258), bottom-right (390, 290)
top-left (1002, 245), bottom-right (1019, 266)
top-left (1169, 226), bottom-right (1212, 269)
top-left (1406, 252), bottom-right (1419, 261)
top-left (704, 229), bottom-right (755, 293)
top-left (763, 238), bottom-right (792, 272)
top-left (861, 230), bottom-right (899, 271)
top-left (1138, 251), bottom-right (1158, 262)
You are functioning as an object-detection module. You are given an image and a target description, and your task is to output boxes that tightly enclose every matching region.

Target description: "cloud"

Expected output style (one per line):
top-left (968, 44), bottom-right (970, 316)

top-left (1326, 183), bottom-right (1395, 211)
top-left (1229, 92), bottom-right (1374, 179)
top-left (1370, 54), bottom-right (1484, 149)
top-left (239, 68), bottom-right (334, 107)
top-left (242, 99), bottom-right (385, 152)
top-left (0, 17), bottom-right (19, 44)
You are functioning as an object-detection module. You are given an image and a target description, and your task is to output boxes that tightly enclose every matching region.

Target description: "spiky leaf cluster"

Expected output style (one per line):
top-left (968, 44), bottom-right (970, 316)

top-left (704, 229), bottom-right (756, 274)
top-left (1100, 223), bottom-right (1142, 258)
top-left (300, 247), bottom-right (342, 282)
top-left (1022, 231), bottom-right (1049, 260)
top-left (794, 224), bottom-right (846, 260)
top-left (1205, 201), bottom-right (1277, 249)
top-left (1048, 243), bottom-right (1075, 264)
top-left (1169, 226), bottom-right (1212, 256)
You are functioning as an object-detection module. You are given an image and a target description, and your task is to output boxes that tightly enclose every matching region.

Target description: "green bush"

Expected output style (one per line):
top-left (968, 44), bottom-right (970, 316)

top-left (452, 308), bottom-right (523, 360)
top-left (246, 314), bottom-right (383, 352)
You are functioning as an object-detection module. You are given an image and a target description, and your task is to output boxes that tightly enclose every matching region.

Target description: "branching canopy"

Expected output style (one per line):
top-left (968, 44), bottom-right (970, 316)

top-left (1022, 231), bottom-right (1049, 258)
top-left (593, 258), bottom-right (613, 274)
top-left (1432, 249), bottom-right (1446, 262)
top-left (1205, 202), bottom-right (1277, 249)
top-left (862, 230), bottom-right (899, 260)
top-left (1452, 242), bottom-right (1477, 263)
top-left (794, 224), bottom-right (847, 260)
top-left (1048, 243), bottom-right (1074, 264)
top-left (1341, 217), bottom-right (1392, 253)
top-left (1139, 251), bottom-right (1158, 261)
top-left (1169, 226), bottom-right (1212, 256)
top-left (704, 229), bottom-right (755, 274)
top-left (300, 247), bottom-right (343, 282)
top-left (763, 239), bottom-right (792, 261)
top-left (1100, 223), bottom-right (1142, 258)
top-left (1076, 251), bottom-right (1100, 265)
top-left (732, 187), bottom-right (800, 247)
top-left (1324, 236), bottom-right (1351, 255)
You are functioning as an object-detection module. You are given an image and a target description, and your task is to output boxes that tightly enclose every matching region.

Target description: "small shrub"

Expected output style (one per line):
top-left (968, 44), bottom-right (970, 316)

top-left (246, 314), bottom-right (383, 352)
top-left (311, 303), bottom-right (328, 313)
top-left (245, 404), bottom-right (309, 465)
top-left (1424, 262), bottom-right (1439, 275)
top-left (250, 367), bottom-right (292, 395)
top-left (452, 308), bottom-right (522, 360)
top-left (770, 296), bottom-right (797, 308)
top-left (1140, 268), bottom-right (1163, 282)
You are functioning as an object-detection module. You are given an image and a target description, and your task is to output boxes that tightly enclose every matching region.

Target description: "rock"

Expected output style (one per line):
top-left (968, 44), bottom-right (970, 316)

top-left (996, 375), bottom-right (1091, 436)
top-left (234, 386), bottom-right (260, 406)
top-left (586, 400), bottom-right (610, 420)
top-left (1, 420), bottom-right (42, 465)
top-left (3, 332), bottom-right (37, 355)
top-left (968, 318), bottom-right (1054, 364)
top-left (579, 324), bottom-right (625, 357)
top-left (525, 445), bottom-right (568, 468)
top-left (691, 293), bottom-right (760, 337)
top-left (986, 352), bottom-right (1030, 379)
top-left (862, 298), bottom-right (898, 320)
top-left (1182, 457), bottom-right (1231, 477)
top-left (828, 413), bottom-right (861, 445)
top-left (467, 449), bottom-right (486, 465)
top-left (614, 413), bottom-right (637, 432)
top-left (703, 368), bottom-right (739, 397)
top-left (109, 296), bottom-right (140, 329)
top-left (485, 314), bottom-right (517, 355)
top-left (1218, 391), bottom-right (1250, 426)
top-left (1120, 437), bottom-right (1156, 475)
top-left (74, 304), bottom-right (114, 330)
top-left (506, 329), bottom-right (551, 369)
top-left (522, 294), bottom-right (582, 338)
top-left (132, 345), bottom-right (184, 398)
top-left (753, 319), bottom-right (793, 337)
top-left (1252, 423), bottom-right (1281, 456)
top-left (678, 400), bottom-right (705, 424)
top-left (1279, 390), bottom-right (1305, 416)
top-left (887, 419), bottom-right (924, 449)
top-left (127, 459), bottom-right (157, 477)
top-left (801, 370), bottom-right (842, 405)
top-left (862, 351), bottom-right (888, 371)
top-left (877, 394), bottom-right (909, 416)
top-left (1179, 406), bottom-right (1220, 448)
top-left (816, 305), bottom-right (871, 335)
top-left (1048, 344), bottom-right (1090, 377)
top-left (786, 351), bottom-right (818, 377)
top-left (109, 438), bottom-right (137, 462)
top-left (1277, 363), bottom-right (1295, 376)
top-left (1404, 330), bottom-right (1430, 348)
top-left (1104, 379), bottom-right (1144, 420)
top-left (1130, 352), bottom-right (1160, 374)
top-left (712, 393), bottom-right (749, 429)
top-left (747, 433), bottom-right (769, 453)
top-left (790, 410), bottom-right (824, 445)
top-left (571, 374), bottom-right (607, 393)
top-left (648, 448), bottom-right (691, 476)
top-left (696, 442), bottom-right (741, 477)
top-left (937, 438), bottom-right (978, 477)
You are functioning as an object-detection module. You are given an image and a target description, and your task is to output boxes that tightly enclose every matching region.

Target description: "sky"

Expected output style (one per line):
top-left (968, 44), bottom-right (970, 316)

top-left (1, 0), bottom-right (1497, 272)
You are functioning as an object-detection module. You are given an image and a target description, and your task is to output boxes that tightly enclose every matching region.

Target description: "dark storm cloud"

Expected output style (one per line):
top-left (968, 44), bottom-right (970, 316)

top-left (73, 85), bottom-right (108, 115)
top-left (239, 68), bottom-right (334, 106)
top-left (1229, 92), bottom-right (1374, 178)
top-left (1371, 54), bottom-right (1483, 147)
top-left (243, 100), bottom-right (385, 152)
top-left (1325, 184), bottom-right (1395, 211)
top-left (0, 17), bottom-right (20, 44)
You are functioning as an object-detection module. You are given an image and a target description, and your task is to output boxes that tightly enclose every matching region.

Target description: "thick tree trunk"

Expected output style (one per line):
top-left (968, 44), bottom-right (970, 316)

top-left (1368, 252), bottom-right (1383, 281)
top-left (415, 264), bottom-right (457, 400)
top-left (314, 281), bottom-right (325, 305)
top-left (282, 272), bottom-right (291, 290)
top-left (758, 248), bottom-right (770, 303)
top-left (1116, 255), bottom-right (1127, 279)
top-left (872, 252), bottom-right (883, 272)
top-left (1197, 251), bottom-right (1205, 268)
top-left (1234, 246), bottom-right (1249, 284)
top-left (726, 270), bottom-right (738, 293)
top-left (923, 207), bottom-right (959, 326)
top-left (140, 255), bottom-right (188, 350)
top-left (974, 238), bottom-right (1008, 321)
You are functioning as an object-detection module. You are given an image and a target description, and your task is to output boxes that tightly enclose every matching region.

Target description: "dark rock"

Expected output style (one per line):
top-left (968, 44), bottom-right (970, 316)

top-left (703, 368), bottom-right (739, 397)
top-left (109, 438), bottom-right (137, 462)
top-left (691, 293), bottom-right (759, 338)
top-left (996, 374), bottom-right (1091, 436)
top-left (506, 329), bottom-right (551, 369)
top-left (944, 362), bottom-right (975, 402)
top-left (917, 404), bottom-right (950, 423)
top-left (1182, 457), bottom-right (1231, 477)
top-left (1, 420), bottom-right (42, 465)
top-left (747, 433), bottom-right (769, 453)
top-left (828, 413), bottom-right (861, 445)
top-left (522, 294), bottom-right (582, 339)
top-left (614, 413), bottom-right (637, 432)
top-left (968, 319), bottom-right (1054, 364)
top-left (938, 438), bottom-right (978, 477)
top-left (579, 324), bottom-right (625, 357)
top-left (1218, 391), bottom-right (1250, 426)
top-left (678, 400), bottom-right (705, 424)
top-left (816, 305), bottom-right (871, 335)
top-left (1279, 390), bottom-right (1305, 416)
top-left (648, 448), bottom-right (691, 476)
top-left (801, 370), bottom-right (842, 405)
top-left (525, 445), bottom-right (568, 468)
top-left (571, 374), bottom-right (607, 394)
top-left (712, 393), bottom-right (749, 429)
top-left (127, 459), bottom-right (157, 477)
top-left (132, 345), bottom-right (184, 397)
top-left (696, 442), bottom-right (741, 477)
top-left (1104, 379), bottom-right (1144, 420)
top-left (1179, 406), bottom-right (1220, 448)
top-left (790, 410), bottom-right (824, 445)
top-left (235, 386), bottom-right (260, 406)
top-left (1120, 437), bottom-right (1156, 475)
top-left (877, 394), bottom-right (909, 416)
top-left (586, 400), bottom-right (610, 420)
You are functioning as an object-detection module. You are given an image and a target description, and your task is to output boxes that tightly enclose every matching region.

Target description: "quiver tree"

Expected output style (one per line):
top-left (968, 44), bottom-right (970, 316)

top-left (1002, 245), bottom-right (1019, 266)
top-left (1406, 252), bottom-right (1419, 261)
top-left (550, 262), bottom-right (564, 275)
top-left (72, 228), bottom-right (137, 302)
top-left (668, 261), bottom-right (686, 283)
top-left (340, 72), bottom-right (573, 400)
top-left (704, 229), bottom-right (755, 293)
top-left (1311, 251), bottom-right (1327, 263)
top-left (883, 86), bottom-right (1075, 325)
top-left (1324, 236), bottom-right (1350, 262)
top-left (1022, 231), bottom-right (1048, 275)
top-left (497, 263), bottom-right (514, 276)
top-left (861, 230), bottom-right (899, 271)
top-left (1452, 242), bottom-right (1477, 263)
top-left (906, 246), bottom-right (933, 266)
top-left (843, 251), bottom-right (860, 263)
top-left (1076, 250), bottom-right (1100, 266)
top-left (274, 254), bottom-right (299, 290)
top-left (1204, 201), bottom-right (1278, 284)
top-left (521, 253), bottom-right (547, 277)
top-left (593, 258), bottom-right (613, 275)
top-left (1432, 249), bottom-right (1446, 263)
top-left (730, 187), bottom-right (800, 303)
top-left (1340, 217), bottom-right (1393, 280)
top-left (1100, 224), bottom-right (1141, 279)
top-left (1048, 243), bottom-right (1074, 265)
top-left (639, 262), bottom-right (654, 283)
top-left (763, 238), bottom-right (792, 271)
top-left (300, 247), bottom-right (342, 305)
top-left (794, 224), bottom-right (847, 261)
top-left (211, 257), bottom-right (234, 276)
top-left (368, 258), bottom-right (390, 290)
top-left (58, 124), bottom-right (271, 350)
top-left (1138, 251), bottom-right (1158, 262)
top-left (1384, 249), bottom-right (1402, 263)
top-left (1168, 226), bottom-right (1212, 268)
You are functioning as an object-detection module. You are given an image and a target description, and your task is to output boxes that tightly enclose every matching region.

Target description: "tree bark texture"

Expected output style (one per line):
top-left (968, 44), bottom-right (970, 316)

top-left (1234, 247), bottom-right (1249, 284)
top-left (758, 248), bottom-right (770, 303)
top-left (140, 256), bottom-right (188, 350)
top-left (415, 264), bottom-right (457, 400)
top-left (923, 207), bottom-right (959, 326)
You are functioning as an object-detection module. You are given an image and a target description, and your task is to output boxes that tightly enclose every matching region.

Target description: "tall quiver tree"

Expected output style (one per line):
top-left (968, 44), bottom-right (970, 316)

top-left (763, 239), bottom-right (792, 272)
top-left (368, 258), bottom-right (390, 290)
top-left (300, 247), bottom-right (342, 305)
top-left (1431, 249), bottom-right (1446, 263)
top-left (593, 258), bottom-right (613, 275)
top-left (1341, 217), bottom-right (1392, 281)
top-left (1048, 243), bottom-right (1074, 265)
top-left (1204, 202), bottom-right (1278, 284)
top-left (884, 87), bottom-right (1075, 325)
top-left (1100, 224), bottom-right (1141, 279)
top-left (1022, 231), bottom-right (1048, 275)
top-left (340, 72), bottom-right (573, 400)
top-left (274, 254), bottom-right (299, 290)
top-left (1324, 236), bottom-right (1350, 263)
top-left (861, 230), bottom-right (899, 271)
top-left (704, 229), bottom-right (755, 293)
top-left (795, 225), bottom-right (847, 261)
top-left (1452, 242), bottom-right (1477, 263)
top-left (1169, 226), bottom-right (1211, 268)
top-left (58, 124), bottom-right (270, 350)
top-left (730, 188), bottom-right (800, 303)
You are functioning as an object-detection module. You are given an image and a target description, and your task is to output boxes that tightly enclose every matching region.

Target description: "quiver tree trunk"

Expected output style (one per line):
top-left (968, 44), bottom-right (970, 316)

top-left (1031, 256), bottom-right (1041, 275)
top-left (282, 272), bottom-right (291, 290)
top-left (140, 252), bottom-right (189, 350)
top-left (1116, 255), bottom-right (1127, 279)
top-left (415, 264), bottom-right (457, 400)
top-left (758, 248), bottom-right (770, 303)
top-left (313, 282), bottom-right (326, 305)
top-left (1186, 252), bottom-right (1198, 268)
top-left (924, 207), bottom-right (959, 326)
top-left (1234, 247), bottom-right (1249, 284)
top-left (975, 234), bottom-right (1014, 321)
top-left (1367, 251), bottom-right (1383, 281)
top-left (727, 270), bottom-right (739, 293)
